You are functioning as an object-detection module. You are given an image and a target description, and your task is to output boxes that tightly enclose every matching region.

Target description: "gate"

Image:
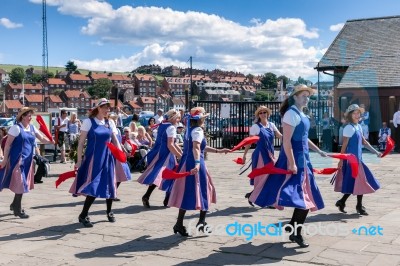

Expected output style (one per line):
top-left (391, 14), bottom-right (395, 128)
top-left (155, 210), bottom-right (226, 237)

top-left (193, 100), bottom-right (333, 149)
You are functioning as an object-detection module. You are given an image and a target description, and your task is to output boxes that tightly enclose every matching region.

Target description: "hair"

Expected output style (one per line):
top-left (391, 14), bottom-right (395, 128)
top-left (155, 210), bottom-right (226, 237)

top-left (0, 127), bottom-right (8, 137)
top-left (190, 118), bottom-right (204, 127)
top-left (123, 127), bottom-right (130, 133)
top-left (137, 125), bottom-right (145, 133)
top-left (148, 117), bottom-right (155, 125)
top-left (89, 108), bottom-right (99, 118)
top-left (345, 110), bottom-right (358, 123)
top-left (131, 113), bottom-right (139, 122)
top-left (165, 109), bottom-right (180, 121)
top-left (256, 106), bottom-right (272, 123)
top-left (18, 110), bottom-right (34, 122)
top-left (279, 96), bottom-right (295, 117)
top-left (61, 110), bottom-right (67, 115)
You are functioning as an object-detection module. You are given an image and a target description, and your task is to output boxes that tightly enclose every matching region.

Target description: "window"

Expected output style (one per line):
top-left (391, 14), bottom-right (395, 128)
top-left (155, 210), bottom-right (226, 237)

top-left (32, 90), bottom-right (35, 93)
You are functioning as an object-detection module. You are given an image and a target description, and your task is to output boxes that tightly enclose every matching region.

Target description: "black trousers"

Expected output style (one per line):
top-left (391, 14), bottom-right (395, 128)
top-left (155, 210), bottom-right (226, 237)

top-left (395, 127), bottom-right (400, 152)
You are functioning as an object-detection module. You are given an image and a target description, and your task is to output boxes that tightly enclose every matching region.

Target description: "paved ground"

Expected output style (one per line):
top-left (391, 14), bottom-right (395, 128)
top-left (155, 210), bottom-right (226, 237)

top-left (1, 150), bottom-right (400, 266)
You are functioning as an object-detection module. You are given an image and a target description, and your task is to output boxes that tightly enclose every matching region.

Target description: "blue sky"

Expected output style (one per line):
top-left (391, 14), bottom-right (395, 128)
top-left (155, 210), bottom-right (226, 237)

top-left (1, 0), bottom-right (399, 81)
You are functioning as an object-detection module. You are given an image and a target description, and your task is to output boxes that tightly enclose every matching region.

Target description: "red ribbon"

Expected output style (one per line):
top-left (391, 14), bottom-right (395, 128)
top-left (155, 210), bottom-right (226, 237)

top-left (229, 136), bottom-right (259, 152)
top-left (328, 153), bottom-right (359, 178)
top-left (125, 140), bottom-right (138, 156)
top-left (55, 170), bottom-right (76, 188)
top-left (162, 168), bottom-right (190, 179)
top-left (381, 136), bottom-right (395, 158)
top-left (233, 157), bottom-right (245, 165)
top-left (36, 115), bottom-right (54, 142)
top-left (248, 162), bottom-right (293, 179)
top-left (313, 168), bottom-right (338, 174)
top-left (106, 142), bottom-right (127, 163)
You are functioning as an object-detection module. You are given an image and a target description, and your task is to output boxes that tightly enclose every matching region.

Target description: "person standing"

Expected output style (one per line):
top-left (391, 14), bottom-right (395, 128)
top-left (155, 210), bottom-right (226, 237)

top-left (67, 112), bottom-right (81, 145)
top-left (154, 109), bottom-right (164, 124)
top-left (321, 112), bottom-right (333, 151)
top-left (359, 104), bottom-right (370, 142)
top-left (334, 104), bottom-right (381, 216)
top-left (54, 110), bottom-right (70, 163)
top-left (378, 122), bottom-right (391, 151)
top-left (0, 107), bottom-right (54, 218)
top-left (69, 98), bottom-right (123, 227)
top-left (392, 105), bottom-right (400, 152)
top-left (249, 85), bottom-right (327, 248)
top-left (168, 107), bottom-right (230, 236)
top-left (138, 109), bottom-right (182, 208)
top-left (242, 106), bottom-right (282, 206)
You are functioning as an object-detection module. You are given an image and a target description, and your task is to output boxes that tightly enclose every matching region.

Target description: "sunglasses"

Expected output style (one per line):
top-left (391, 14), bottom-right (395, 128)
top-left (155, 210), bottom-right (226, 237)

top-left (259, 111), bottom-right (268, 115)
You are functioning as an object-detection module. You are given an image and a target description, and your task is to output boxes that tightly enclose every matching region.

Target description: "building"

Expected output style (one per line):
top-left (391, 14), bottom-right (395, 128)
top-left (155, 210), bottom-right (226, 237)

top-left (5, 83), bottom-right (43, 100)
top-left (162, 65), bottom-right (180, 77)
top-left (0, 100), bottom-right (23, 117)
top-left (45, 78), bottom-right (67, 94)
top-left (0, 69), bottom-right (10, 85)
top-left (137, 96), bottom-right (156, 112)
top-left (65, 73), bottom-right (92, 90)
top-left (59, 90), bottom-right (92, 117)
top-left (316, 15), bottom-right (400, 143)
top-left (133, 74), bottom-right (157, 97)
top-left (162, 77), bottom-right (191, 97)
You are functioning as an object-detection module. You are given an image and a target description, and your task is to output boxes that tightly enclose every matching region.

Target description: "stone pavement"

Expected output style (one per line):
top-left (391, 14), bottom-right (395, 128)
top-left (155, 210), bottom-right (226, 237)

top-left (1, 151), bottom-right (400, 266)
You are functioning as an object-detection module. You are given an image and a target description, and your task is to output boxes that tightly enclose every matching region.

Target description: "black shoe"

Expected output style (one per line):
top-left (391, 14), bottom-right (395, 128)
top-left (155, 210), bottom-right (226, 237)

top-left (34, 180), bottom-right (43, 184)
top-left (113, 198), bottom-right (121, 202)
top-left (79, 216), bottom-right (93, 227)
top-left (196, 222), bottom-right (211, 233)
top-left (173, 224), bottom-right (189, 237)
top-left (142, 196), bottom-right (150, 208)
top-left (14, 209), bottom-right (29, 219)
top-left (289, 234), bottom-right (309, 248)
top-left (244, 192), bottom-right (254, 207)
top-left (356, 205), bottom-right (369, 215)
top-left (335, 200), bottom-right (347, 213)
top-left (163, 196), bottom-right (169, 207)
top-left (266, 206), bottom-right (276, 209)
top-left (10, 203), bottom-right (14, 211)
top-left (107, 212), bottom-right (116, 222)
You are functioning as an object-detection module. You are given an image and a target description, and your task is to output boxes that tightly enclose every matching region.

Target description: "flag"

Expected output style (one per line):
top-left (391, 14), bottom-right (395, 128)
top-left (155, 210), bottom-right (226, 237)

top-left (233, 157), bottom-right (245, 165)
top-left (313, 168), bottom-right (338, 175)
top-left (106, 142), bottom-right (127, 163)
top-left (229, 136), bottom-right (259, 152)
top-left (36, 115), bottom-right (53, 142)
top-left (162, 168), bottom-right (190, 179)
top-left (381, 136), bottom-right (395, 158)
top-left (328, 153), bottom-right (358, 178)
top-left (55, 170), bottom-right (76, 188)
top-left (248, 162), bottom-right (292, 179)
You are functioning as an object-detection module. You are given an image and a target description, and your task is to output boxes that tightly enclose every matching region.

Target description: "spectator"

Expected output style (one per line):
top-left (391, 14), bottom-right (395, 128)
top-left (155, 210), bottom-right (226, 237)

top-left (321, 112), bottom-right (333, 151)
top-left (308, 111), bottom-right (318, 146)
top-left (137, 126), bottom-right (153, 149)
top-left (393, 105), bottom-right (400, 152)
top-left (68, 112), bottom-right (81, 145)
top-left (129, 113), bottom-right (140, 133)
top-left (146, 117), bottom-right (157, 140)
top-left (0, 127), bottom-right (8, 160)
top-left (175, 123), bottom-right (185, 147)
top-left (378, 122), bottom-right (391, 151)
top-left (154, 109), bottom-right (164, 124)
top-left (54, 110), bottom-right (70, 163)
top-left (115, 107), bottom-right (128, 132)
top-left (359, 104), bottom-right (370, 141)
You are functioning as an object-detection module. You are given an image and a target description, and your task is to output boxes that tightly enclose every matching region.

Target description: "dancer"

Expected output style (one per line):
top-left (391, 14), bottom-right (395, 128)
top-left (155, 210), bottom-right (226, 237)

top-left (334, 104), bottom-right (381, 216)
top-left (168, 107), bottom-right (230, 236)
top-left (249, 85), bottom-right (327, 247)
top-left (137, 109), bottom-right (182, 208)
top-left (242, 106), bottom-right (282, 206)
top-left (69, 98), bottom-right (123, 227)
top-left (0, 107), bottom-right (54, 218)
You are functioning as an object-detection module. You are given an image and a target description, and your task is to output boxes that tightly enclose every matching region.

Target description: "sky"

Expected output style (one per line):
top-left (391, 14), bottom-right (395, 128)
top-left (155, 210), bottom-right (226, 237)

top-left (1, 0), bottom-right (399, 81)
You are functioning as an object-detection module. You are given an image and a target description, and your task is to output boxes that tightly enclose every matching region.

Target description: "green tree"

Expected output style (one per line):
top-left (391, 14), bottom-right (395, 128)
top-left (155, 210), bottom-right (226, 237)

top-left (277, 75), bottom-right (289, 88)
top-left (31, 73), bottom-right (43, 83)
top-left (294, 76), bottom-right (307, 85)
top-left (87, 78), bottom-right (113, 99)
top-left (10, 67), bottom-right (25, 83)
top-left (261, 72), bottom-right (277, 90)
top-left (65, 60), bottom-right (78, 72)
top-left (254, 90), bottom-right (273, 101)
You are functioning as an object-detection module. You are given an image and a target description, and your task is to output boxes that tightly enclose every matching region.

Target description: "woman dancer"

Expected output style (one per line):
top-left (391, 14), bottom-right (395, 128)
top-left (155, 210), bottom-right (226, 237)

top-left (334, 104), bottom-right (381, 215)
top-left (138, 109), bottom-right (182, 208)
top-left (168, 107), bottom-right (230, 236)
top-left (0, 107), bottom-right (54, 218)
top-left (249, 85), bottom-right (327, 247)
top-left (70, 98), bottom-right (125, 227)
top-left (242, 106), bottom-right (282, 206)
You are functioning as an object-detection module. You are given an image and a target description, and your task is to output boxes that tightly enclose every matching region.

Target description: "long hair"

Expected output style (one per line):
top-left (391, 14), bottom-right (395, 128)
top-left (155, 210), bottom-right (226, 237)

top-left (279, 96), bottom-right (295, 117)
top-left (89, 108), bottom-right (99, 118)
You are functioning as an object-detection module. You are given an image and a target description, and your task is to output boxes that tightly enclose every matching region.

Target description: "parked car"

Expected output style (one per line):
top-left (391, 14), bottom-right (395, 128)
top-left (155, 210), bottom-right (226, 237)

top-left (122, 113), bottom-right (155, 128)
top-left (0, 117), bottom-right (16, 129)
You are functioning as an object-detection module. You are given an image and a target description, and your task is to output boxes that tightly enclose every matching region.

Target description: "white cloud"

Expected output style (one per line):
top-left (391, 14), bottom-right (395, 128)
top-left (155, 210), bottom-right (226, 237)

top-left (330, 23), bottom-right (344, 32)
top-left (0, 18), bottom-right (23, 29)
top-left (31, 1), bottom-right (325, 79)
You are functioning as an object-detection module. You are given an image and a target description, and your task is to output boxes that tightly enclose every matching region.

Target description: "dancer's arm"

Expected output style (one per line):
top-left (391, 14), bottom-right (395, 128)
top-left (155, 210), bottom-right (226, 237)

top-left (0, 135), bottom-right (15, 168)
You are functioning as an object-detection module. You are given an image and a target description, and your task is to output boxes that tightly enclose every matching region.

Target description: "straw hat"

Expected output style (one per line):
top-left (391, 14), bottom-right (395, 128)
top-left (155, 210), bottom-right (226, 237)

top-left (16, 107), bottom-right (36, 121)
top-left (164, 109), bottom-right (181, 121)
top-left (344, 104), bottom-right (365, 116)
top-left (190, 107), bottom-right (210, 120)
top-left (290, 84), bottom-right (314, 97)
top-left (254, 106), bottom-right (272, 117)
top-left (89, 98), bottom-right (110, 116)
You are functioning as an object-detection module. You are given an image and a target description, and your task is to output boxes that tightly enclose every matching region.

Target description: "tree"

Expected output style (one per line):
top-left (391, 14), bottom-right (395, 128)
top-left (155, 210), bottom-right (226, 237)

top-left (31, 73), bottom-right (43, 83)
top-left (294, 76), bottom-right (307, 86)
top-left (261, 72), bottom-right (277, 90)
top-left (277, 75), bottom-right (289, 88)
top-left (254, 90), bottom-right (273, 101)
top-left (65, 60), bottom-right (78, 72)
top-left (87, 78), bottom-right (113, 99)
top-left (10, 67), bottom-right (25, 83)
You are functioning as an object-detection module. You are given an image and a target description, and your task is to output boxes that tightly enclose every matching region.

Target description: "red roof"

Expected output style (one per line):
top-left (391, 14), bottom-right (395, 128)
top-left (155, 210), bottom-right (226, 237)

top-left (140, 96), bottom-right (156, 104)
top-left (69, 74), bottom-right (91, 81)
top-left (90, 73), bottom-right (109, 80)
top-left (64, 90), bottom-right (91, 98)
top-left (47, 78), bottom-right (66, 85)
top-left (3, 100), bottom-right (23, 109)
top-left (25, 94), bottom-right (44, 103)
top-left (109, 100), bottom-right (124, 108)
top-left (49, 95), bottom-right (63, 103)
top-left (127, 101), bottom-right (142, 109)
top-left (8, 83), bottom-right (43, 90)
top-left (134, 74), bottom-right (155, 82)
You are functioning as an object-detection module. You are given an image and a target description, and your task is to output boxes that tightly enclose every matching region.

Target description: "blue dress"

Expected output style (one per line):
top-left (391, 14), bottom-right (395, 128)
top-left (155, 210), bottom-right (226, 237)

top-left (69, 118), bottom-right (117, 199)
top-left (250, 123), bottom-right (275, 186)
top-left (137, 122), bottom-right (177, 190)
top-left (0, 124), bottom-right (36, 194)
top-left (333, 124), bottom-right (380, 194)
top-left (250, 107), bottom-right (324, 211)
top-left (168, 126), bottom-right (216, 211)
top-left (114, 129), bottom-right (131, 182)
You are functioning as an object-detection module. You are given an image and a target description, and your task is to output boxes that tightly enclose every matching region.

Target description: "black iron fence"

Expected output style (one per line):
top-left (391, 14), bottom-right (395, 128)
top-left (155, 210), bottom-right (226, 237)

top-left (192, 100), bottom-right (334, 149)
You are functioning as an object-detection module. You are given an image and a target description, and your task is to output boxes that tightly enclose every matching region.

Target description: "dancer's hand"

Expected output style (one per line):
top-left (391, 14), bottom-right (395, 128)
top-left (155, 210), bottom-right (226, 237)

top-left (242, 156), bottom-right (246, 164)
top-left (219, 148), bottom-right (230, 154)
top-left (0, 160), bottom-right (6, 169)
top-left (338, 160), bottom-right (343, 169)
top-left (75, 161), bottom-right (81, 169)
top-left (319, 150), bottom-right (327, 157)
top-left (190, 165), bottom-right (200, 175)
top-left (288, 163), bottom-right (297, 174)
top-left (376, 151), bottom-right (382, 158)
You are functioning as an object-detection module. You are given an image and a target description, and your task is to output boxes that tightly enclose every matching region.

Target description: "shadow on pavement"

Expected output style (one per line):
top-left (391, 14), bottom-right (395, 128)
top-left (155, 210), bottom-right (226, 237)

top-left (0, 223), bottom-right (81, 241)
top-left (75, 235), bottom-right (186, 259)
